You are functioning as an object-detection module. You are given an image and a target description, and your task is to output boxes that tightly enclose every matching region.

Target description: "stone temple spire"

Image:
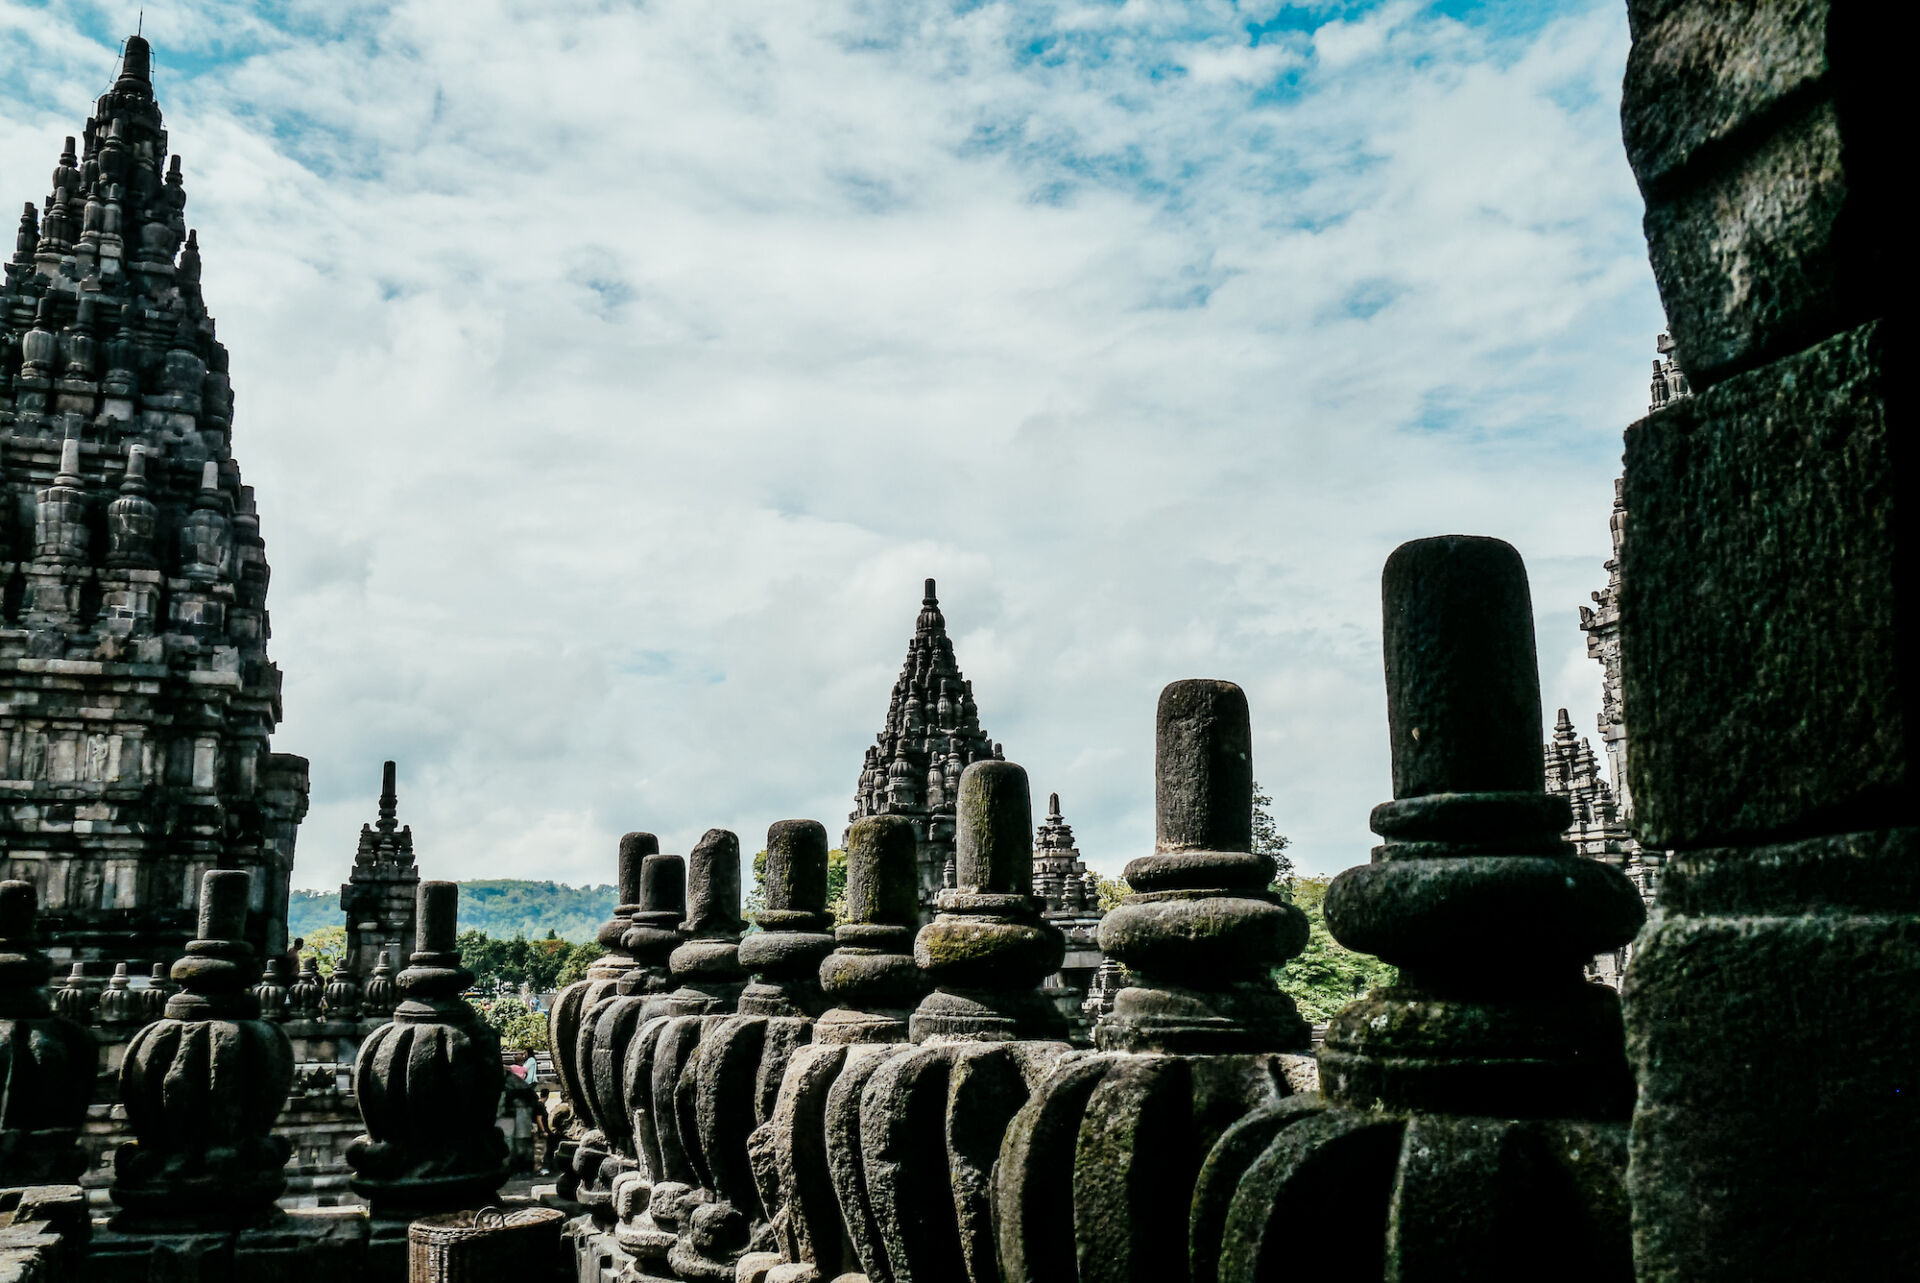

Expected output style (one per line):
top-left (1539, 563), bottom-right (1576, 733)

top-left (340, 761), bottom-right (420, 1001)
top-left (847, 578), bottom-right (1003, 917)
top-left (0, 34), bottom-right (308, 971)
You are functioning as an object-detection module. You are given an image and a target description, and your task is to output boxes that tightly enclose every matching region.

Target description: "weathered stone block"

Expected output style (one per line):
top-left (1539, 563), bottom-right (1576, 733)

top-left (1622, 0), bottom-right (1894, 384)
top-left (1623, 827), bottom-right (1920, 1280)
top-left (1621, 320), bottom-right (1906, 849)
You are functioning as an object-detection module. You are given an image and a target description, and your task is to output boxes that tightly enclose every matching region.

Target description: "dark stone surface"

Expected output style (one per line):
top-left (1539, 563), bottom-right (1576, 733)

top-left (345, 880), bottom-right (508, 1219)
top-left (110, 871), bottom-right (294, 1231)
top-left (1381, 536), bottom-right (1545, 801)
top-left (1162, 538), bottom-right (1638, 1283)
top-left (548, 832), bottom-right (657, 1202)
top-left (1621, 321), bottom-right (1906, 848)
top-left (996, 680), bottom-right (1315, 1283)
top-left (912, 761), bottom-right (1066, 1043)
top-left (0, 882), bottom-right (95, 1185)
top-left (1098, 680), bottom-right (1307, 1054)
top-left (1622, 0), bottom-right (1896, 386)
top-left (1624, 826), bottom-right (1920, 1279)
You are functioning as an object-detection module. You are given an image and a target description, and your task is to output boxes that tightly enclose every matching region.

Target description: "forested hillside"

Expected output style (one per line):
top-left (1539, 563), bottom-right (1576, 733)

top-left (288, 879), bottom-right (616, 943)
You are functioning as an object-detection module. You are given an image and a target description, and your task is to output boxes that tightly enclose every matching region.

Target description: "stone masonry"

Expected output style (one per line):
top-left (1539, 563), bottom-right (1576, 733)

top-left (846, 580), bottom-right (1003, 917)
top-left (0, 36), bottom-right (307, 977)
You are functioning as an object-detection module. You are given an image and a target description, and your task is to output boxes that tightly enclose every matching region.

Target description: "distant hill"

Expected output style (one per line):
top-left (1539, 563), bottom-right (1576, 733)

top-left (288, 880), bottom-right (616, 943)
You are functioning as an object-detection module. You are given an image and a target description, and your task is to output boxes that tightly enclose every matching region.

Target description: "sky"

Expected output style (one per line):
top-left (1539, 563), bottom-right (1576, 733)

top-left (1, 0), bottom-right (1663, 892)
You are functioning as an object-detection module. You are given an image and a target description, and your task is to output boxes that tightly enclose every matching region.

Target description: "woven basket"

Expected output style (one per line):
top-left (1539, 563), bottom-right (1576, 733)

top-left (407, 1205), bottom-right (567, 1283)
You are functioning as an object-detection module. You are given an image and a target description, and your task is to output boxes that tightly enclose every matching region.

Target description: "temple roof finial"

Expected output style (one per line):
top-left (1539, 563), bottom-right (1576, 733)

top-left (378, 760), bottom-right (398, 833)
top-left (117, 35), bottom-right (153, 93)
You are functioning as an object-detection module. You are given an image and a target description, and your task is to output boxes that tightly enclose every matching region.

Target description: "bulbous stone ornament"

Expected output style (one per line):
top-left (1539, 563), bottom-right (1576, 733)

top-left (363, 948), bottom-right (397, 1015)
top-left (97, 961), bottom-right (139, 1026)
top-left (549, 831), bottom-right (655, 1199)
top-left (52, 963), bottom-right (90, 1024)
top-left (0, 880), bottom-right (97, 1183)
top-left (614, 828), bottom-right (749, 1279)
top-left (287, 953), bottom-right (324, 1019)
top-left (655, 820), bottom-right (838, 1280)
top-left (347, 880), bottom-right (509, 1216)
top-left (139, 961), bottom-right (174, 1023)
top-left (555, 832), bottom-right (660, 1210)
top-left (111, 870), bottom-right (295, 1230)
top-left (323, 962), bottom-right (362, 1021)
top-left (253, 955), bottom-right (291, 1021)
top-left (832, 762), bottom-right (1073, 1283)
top-left (1191, 537), bottom-right (1644, 1283)
top-left (761, 814), bottom-right (929, 1281)
top-left (575, 839), bottom-right (684, 1217)
top-left (995, 680), bottom-right (1315, 1283)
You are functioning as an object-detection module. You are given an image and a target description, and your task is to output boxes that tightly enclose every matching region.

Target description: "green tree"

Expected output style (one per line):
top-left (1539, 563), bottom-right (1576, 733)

top-left (1273, 875), bottom-right (1397, 1023)
top-left (299, 925), bottom-right (347, 978)
top-left (554, 940), bottom-right (605, 988)
top-left (1251, 779), bottom-right (1295, 893)
top-left (474, 995), bottom-right (550, 1052)
top-left (1093, 873), bottom-right (1131, 913)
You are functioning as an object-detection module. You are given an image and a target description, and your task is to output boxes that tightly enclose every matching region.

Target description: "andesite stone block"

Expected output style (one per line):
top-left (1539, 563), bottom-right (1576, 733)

top-left (1621, 320), bottom-right (1907, 849)
top-left (1622, 0), bottom-right (1896, 385)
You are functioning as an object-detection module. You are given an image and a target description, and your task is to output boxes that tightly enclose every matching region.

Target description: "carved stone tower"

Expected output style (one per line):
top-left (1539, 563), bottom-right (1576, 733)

top-left (339, 760), bottom-right (417, 992)
top-left (846, 579), bottom-right (1003, 917)
top-left (0, 36), bottom-right (307, 971)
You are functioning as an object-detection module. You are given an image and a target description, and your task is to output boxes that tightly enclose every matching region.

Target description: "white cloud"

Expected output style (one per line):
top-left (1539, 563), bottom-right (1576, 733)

top-left (2, 0), bottom-right (1662, 894)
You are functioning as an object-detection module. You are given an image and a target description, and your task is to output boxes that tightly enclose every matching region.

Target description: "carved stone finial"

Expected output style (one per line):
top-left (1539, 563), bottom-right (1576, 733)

top-left (816, 815), bottom-right (926, 1044)
top-left (112, 869), bottom-right (293, 1230)
top-left (1322, 535), bottom-right (1645, 1113)
top-left (667, 828), bottom-right (747, 1015)
top-left (140, 961), bottom-right (172, 1022)
top-left (0, 880), bottom-right (96, 1183)
top-left (1181, 536), bottom-right (1646, 1281)
top-left (1094, 680), bottom-right (1308, 1054)
top-left (762, 816), bottom-right (929, 1278)
top-left (253, 955), bottom-right (290, 1021)
top-left (363, 948), bottom-right (397, 1015)
top-left (377, 759), bottom-right (398, 832)
top-left (97, 961), bottom-right (137, 1025)
top-left (738, 819), bottom-right (836, 1017)
top-left (549, 831), bottom-right (660, 1202)
top-left (347, 880), bottom-right (508, 1217)
top-left (910, 760), bottom-right (1065, 1042)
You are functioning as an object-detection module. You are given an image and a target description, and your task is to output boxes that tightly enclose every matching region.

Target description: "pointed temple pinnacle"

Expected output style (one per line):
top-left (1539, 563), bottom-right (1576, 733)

top-left (378, 760), bottom-right (398, 832)
top-left (117, 34), bottom-right (153, 94)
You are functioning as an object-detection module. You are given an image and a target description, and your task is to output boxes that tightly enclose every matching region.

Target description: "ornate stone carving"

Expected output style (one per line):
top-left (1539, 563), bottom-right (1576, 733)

top-left (362, 948), bottom-right (397, 1016)
top-left (111, 869), bottom-right (295, 1229)
top-left (759, 814), bottom-right (926, 1282)
top-left (0, 879), bottom-right (96, 1183)
top-left (613, 827), bottom-right (747, 1279)
top-left (995, 679), bottom-right (1312, 1283)
top-left (346, 880), bottom-right (509, 1217)
top-left (138, 961), bottom-right (173, 1022)
top-left (1189, 536), bottom-right (1644, 1281)
top-left (287, 954), bottom-right (324, 1020)
top-left (574, 838), bottom-right (682, 1217)
top-left (1, 32), bottom-right (309, 974)
top-left (340, 761), bottom-right (420, 998)
top-left (848, 580), bottom-right (1005, 916)
top-left (668, 819), bottom-right (837, 1279)
top-left (96, 961), bottom-right (138, 1026)
top-left (253, 955), bottom-right (291, 1021)
top-left (551, 831), bottom-right (656, 1209)
top-left (827, 761), bottom-right (1071, 1283)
